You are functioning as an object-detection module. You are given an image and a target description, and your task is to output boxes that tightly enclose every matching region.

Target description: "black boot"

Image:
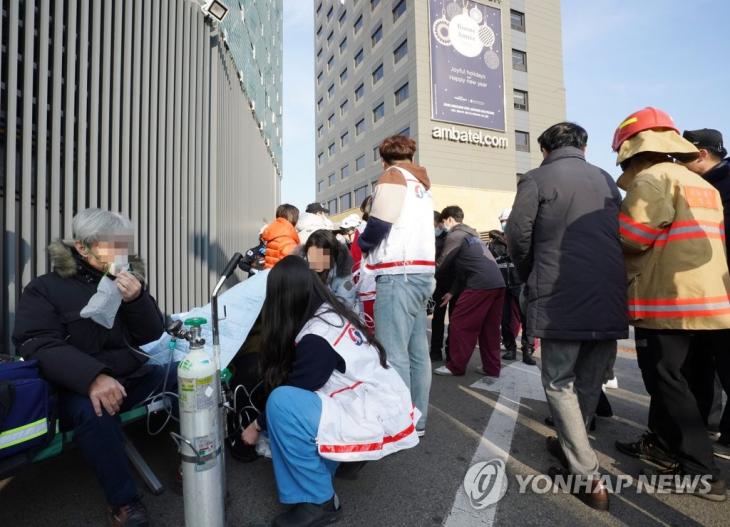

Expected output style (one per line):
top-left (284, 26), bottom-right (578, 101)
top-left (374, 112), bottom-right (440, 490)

top-left (522, 346), bottom-right (537, 366)
top-left (502, 347), bottom-right (517, 360)
top-left (272, 495), bottom-right (342, 527)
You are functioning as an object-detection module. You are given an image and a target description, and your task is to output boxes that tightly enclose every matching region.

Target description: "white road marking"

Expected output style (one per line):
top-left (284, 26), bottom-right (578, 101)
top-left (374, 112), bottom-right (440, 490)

top-left (443, 362), bottom-right (545, 527)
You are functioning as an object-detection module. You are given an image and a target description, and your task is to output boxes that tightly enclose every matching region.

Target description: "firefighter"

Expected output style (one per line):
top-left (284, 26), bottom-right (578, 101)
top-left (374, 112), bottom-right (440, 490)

top-left (488, 209), bottom-right (535, 365)
top-left (612, 107), bottom-right (729, 502)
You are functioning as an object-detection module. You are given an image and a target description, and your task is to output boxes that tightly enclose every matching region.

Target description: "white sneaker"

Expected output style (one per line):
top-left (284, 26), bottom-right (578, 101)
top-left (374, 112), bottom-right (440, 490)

top-left (433, 365), bottom-right (453, 376)
top-left (713, 440), bottom-right (730, 460)
top-left (603, 377), bottom-right (619, 390)
top-left (417, 429), bottom-right (426, 437)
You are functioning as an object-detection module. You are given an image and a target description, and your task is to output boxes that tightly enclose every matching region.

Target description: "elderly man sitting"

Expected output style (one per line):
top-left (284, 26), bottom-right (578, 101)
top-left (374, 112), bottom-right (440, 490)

top-left (13, 209), bottom-right (172, 527)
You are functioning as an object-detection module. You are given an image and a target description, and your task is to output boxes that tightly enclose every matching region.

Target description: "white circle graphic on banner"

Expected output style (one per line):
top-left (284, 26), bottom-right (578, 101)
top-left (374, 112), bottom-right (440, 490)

top-left (446, 2), bottom-right (462, 20)
top-left (469, 6), bottom-right (483, 24)
top-left (479, 25), bottom-right (496, 49)
top-left (484, 50), bottom-right (500, 70)
top-left (448, 13), bottom-right (483, 58)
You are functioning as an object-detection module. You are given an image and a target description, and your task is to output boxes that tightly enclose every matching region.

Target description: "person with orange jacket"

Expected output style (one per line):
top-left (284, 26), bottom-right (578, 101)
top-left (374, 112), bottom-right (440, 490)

top-left (262, 204), bottom-right (301, 269)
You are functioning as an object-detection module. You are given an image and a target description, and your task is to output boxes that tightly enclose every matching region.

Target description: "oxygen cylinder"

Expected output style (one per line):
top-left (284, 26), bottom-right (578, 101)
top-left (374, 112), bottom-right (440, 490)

top-left (177, 317), bottom-right (225, 527)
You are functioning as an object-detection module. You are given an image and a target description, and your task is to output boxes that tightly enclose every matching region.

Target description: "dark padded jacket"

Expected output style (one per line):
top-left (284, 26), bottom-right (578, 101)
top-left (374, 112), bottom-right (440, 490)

top-left (12, 242), bottom-right (165, 395)
top-left (703, 158), bottom-right (730, 267)
top-left (506, 147), bottom-right (628, 341)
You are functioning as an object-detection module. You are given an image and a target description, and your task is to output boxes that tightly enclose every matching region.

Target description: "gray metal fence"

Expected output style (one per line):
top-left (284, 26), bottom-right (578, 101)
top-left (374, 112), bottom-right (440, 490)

top-left (1, 0), bottom-right (280, 352)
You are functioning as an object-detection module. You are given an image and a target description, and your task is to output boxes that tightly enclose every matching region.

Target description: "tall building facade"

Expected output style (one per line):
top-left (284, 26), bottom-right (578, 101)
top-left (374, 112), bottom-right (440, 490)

top-left (0, 0), bottom-right (282, 351)
top-left (313, 0), bottom-right (565, 229)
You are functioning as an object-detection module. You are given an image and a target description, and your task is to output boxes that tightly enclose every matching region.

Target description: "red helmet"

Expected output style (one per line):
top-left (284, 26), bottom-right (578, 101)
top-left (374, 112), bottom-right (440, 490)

top-left (611, 107), bottom-right (679, 152)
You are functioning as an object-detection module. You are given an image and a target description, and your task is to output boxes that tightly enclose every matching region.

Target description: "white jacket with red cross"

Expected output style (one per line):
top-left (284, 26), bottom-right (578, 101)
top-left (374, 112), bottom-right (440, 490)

top-left (295, 307), bottom-right (421, 462)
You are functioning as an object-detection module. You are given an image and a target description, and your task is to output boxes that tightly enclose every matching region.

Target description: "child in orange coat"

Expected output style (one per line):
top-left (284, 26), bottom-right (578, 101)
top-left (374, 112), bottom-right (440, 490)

top-left (262, 204), bottom-right (300, 268)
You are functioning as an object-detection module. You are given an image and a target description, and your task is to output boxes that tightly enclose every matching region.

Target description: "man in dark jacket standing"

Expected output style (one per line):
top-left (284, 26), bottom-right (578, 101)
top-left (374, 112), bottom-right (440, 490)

top-left (507, 123), bottom-right (628, 510)
top-left (13, 209), bottom-right (170, 527)
top-left (434, 206), bottom-right (505, 377)
top-left (682, 128), bottom-right (730, 460)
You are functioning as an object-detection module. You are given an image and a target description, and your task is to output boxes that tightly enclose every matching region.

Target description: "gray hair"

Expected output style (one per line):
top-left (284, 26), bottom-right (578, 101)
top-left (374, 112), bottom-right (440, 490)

top-left (71, 208), bottom-right (134, 247)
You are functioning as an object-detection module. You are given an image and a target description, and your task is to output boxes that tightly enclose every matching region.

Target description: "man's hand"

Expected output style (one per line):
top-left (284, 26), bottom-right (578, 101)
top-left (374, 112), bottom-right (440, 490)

top-left (89, 374), bottom-right (127, 416)
top-left (242, 421), bottom-right (260, 446)
top-left (440, 292), bottom-right (453, 308)
top-left (116, 271), bottom-right (142, 302)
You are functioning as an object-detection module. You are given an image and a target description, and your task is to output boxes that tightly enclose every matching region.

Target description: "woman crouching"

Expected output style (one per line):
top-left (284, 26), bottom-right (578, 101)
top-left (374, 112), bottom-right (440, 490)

top-left (241, 255), bottom-right (419, 526)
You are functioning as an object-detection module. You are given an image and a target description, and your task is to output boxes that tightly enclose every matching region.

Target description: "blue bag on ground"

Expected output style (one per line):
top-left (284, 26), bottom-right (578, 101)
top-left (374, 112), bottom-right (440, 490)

top-left (0, 359), bottom-right (57, 460)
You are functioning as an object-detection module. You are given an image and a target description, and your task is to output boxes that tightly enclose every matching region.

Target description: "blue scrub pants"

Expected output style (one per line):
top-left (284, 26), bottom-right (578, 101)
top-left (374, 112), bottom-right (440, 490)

top-left (266, 386), bottom-right (338, 504)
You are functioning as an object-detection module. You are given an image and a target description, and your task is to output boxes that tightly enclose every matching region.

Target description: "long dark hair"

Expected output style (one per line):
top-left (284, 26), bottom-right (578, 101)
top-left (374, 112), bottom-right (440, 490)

top-left (259, 255), bottom-right (387, 392)
top-left (303, 229), bottom-right (352, 281)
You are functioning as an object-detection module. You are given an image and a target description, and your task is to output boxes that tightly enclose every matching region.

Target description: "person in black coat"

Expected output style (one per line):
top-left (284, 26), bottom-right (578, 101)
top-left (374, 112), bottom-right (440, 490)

top-left (506, 123), bottom-right (628, 510)
top-left (682, 128), bottom-right (730, 459)
top-left (13, 209), bottom-right (171, 527)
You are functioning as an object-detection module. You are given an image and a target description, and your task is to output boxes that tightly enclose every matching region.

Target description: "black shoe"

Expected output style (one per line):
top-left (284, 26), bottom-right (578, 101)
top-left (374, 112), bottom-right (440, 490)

top-left (639, 466), bottom-right (727, 502)
top-left (502, 349), bottom-right (517, 361)
top-left (430, 352), bottom-right (443, 363)
top-left (545, 416), bottom-right (596, 431)
top-left (108, 499), bottom-right (149, 527)
top-left (595, 392), bottom-right (613, 418)
top-left (522, 349), bottom-right (537, 366)
top-left (227, 435), bottom-right (260, 463)
top-left (546, 436), bottom-right (569, 469)
top-left (615, 432), bottom-right (677, 469)
top-left (272, 495), bottom-right (342, 527)
top-left (335, 461), bottom-right (368, 481)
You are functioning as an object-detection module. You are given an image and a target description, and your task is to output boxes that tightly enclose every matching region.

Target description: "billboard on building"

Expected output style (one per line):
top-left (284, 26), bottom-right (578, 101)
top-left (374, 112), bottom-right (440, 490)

top-left (429, 0), bottom-right (505, 132)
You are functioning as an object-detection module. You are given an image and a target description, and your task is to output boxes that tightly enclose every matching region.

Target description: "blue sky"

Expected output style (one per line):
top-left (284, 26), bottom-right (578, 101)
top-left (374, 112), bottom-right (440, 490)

top-left (281, 0), bottom-right (730, 206)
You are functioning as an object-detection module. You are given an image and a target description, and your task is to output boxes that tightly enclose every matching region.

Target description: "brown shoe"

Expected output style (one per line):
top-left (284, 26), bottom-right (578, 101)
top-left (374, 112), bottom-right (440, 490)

top-left (108, 499), bottom-right (149, 527)
top-left (547, 467), bottom-right (609, 511)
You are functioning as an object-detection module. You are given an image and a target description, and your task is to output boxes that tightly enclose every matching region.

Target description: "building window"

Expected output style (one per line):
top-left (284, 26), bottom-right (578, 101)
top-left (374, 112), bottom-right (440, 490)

top-left (340, 37), bottom-right (348, 54)
top-left (317, 70), bottom-right (323, 85)
top-left (317, 124), bottom-right (324, 138)
top-left (339, 9), bottom-right (347, 27)
top-left (340, 68), bottom-right (348, 85)
top-left (340, 99), bottom-right (349, 116)
top-left (329, 142), bottom-right (336, 156)
top-left (372, 63), bottom-right (384, 85)
top-left (393, 0), bottom-right (406, 22)
top-left (329, 173), bottom-right (336, 186)
top-left (318, 180), bottom-right (324, 193)
top-left (341, 164), bottom-right (351, 179)
top-left (512, 49), bottom-right (527, 72)
top-left (354, 14), bottom-right (364, 34)
top-left (341, 193), bottom-right (353, 211)
top-left (328, 84), bottom-right (336, 100)
top-left (317, 47), bottom-right (323, 60)
top-left (318, 152), bottom-right (325, 166)
top-left (317, 25), bottom-right (323, 37)
top-left (326, 6), bottom-right (334, 21)
top-left (354, 48), bottom-right (364, 68)
top-left (341, 130), bottom-right (350, 147)
top-left (511, 10), bottom-right (526, 32)
top-left (327, 55), bottom-right (335, 72)
top-left (327, 30), bottom-right (334, 46)
top-left (399, 126), bottom-right (410, 137)
top-left (355, 82), bottom-right (365, 101)
top-left (395, 82), bottom-right (409, 106)
top-left (328, 199), bottom-right (338, 214)
top-left (373, 102), bottom-right (385, 123)
top-left (356, 154), bottom-right (366, 171)
top-left (394, 39), bottom-right (408, 63)
top-left (317, 97), bottom-right (324, 111)
top-left (515, 131), bottom-right (530, 152)
top-left (354, 185), bottom-right (370, 205)
top-left (371, 0), bottom-right (381, 10)
top-left (356, 118), bottom-right (366, 136)
top-left (513, 89), bottom-right (529, 111)
top-left (371, 23), bottom-right (383, 47)
top-left (316, 2), bottom-right (323, 16)
top-left (328, 113), bottom-right (335, 128)
top-left (373, 145), bottom-right (380, 161)
top-left (371, 180), bottom-right (379, 192)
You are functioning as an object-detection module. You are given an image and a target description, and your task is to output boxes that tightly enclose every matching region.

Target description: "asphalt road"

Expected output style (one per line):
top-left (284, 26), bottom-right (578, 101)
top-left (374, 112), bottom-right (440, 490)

top-left (2, 341), bottom-right (729, 526)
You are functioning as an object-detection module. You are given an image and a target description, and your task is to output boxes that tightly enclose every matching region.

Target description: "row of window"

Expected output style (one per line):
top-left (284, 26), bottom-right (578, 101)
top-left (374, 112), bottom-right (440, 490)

top-left (316, 0), bottom-right (407, 62)
top-left (318, 182), bottom-right (375, 215)
top-left (317, 82), bottom-right (410, 164)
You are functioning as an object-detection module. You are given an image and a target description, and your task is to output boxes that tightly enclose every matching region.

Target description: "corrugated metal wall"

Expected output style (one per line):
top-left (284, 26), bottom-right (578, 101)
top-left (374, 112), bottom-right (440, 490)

top-left (0, 0), bottom-right (280, 352)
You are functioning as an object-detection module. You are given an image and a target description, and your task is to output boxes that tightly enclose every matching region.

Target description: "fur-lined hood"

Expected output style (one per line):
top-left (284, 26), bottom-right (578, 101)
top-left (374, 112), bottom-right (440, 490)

top-left (48, 241), bottom-right (146, 280)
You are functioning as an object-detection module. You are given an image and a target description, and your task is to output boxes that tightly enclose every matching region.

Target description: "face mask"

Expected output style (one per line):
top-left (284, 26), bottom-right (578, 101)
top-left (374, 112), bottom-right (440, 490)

top-left (500, 222), bottom-right (507, 231)
top-left (109, 254), bottom-right (129, 276)
top-left (80, 276), bottom-right (124, 329)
